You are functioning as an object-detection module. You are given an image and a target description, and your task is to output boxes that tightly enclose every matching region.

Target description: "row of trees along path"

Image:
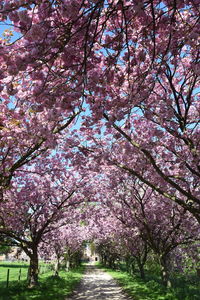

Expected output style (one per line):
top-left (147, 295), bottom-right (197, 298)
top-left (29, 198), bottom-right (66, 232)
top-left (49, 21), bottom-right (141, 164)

top-left (0, 0), bottom-right (199, 292)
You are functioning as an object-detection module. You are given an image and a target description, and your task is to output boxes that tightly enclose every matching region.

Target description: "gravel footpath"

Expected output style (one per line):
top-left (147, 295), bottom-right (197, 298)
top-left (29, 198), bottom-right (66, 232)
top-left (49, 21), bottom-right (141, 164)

top-left (66, 264), bottom-right (133, 300)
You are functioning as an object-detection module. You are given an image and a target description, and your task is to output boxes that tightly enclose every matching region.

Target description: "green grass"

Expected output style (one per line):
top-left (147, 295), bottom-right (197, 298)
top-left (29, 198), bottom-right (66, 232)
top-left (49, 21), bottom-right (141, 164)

top-left (98, 264), bottom-right (200, 300)
top-left (0, 261), bottom-right (29, 284)
top-left (0, 262), bottom-right (85, 300)
top-left (0, 261), bottom-right (53, 284)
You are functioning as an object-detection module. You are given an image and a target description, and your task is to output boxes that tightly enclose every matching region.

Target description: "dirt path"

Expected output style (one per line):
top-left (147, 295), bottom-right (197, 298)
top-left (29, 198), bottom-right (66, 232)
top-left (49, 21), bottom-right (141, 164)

top-left (66, 264), bottom-right (132, 300)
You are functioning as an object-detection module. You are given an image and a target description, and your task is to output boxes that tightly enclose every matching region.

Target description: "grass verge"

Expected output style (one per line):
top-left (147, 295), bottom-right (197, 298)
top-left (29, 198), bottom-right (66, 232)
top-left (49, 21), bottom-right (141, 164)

top-left (0, 264), bottom-right (85, 300)
top-left (98, 264), bottom-right (200, 300)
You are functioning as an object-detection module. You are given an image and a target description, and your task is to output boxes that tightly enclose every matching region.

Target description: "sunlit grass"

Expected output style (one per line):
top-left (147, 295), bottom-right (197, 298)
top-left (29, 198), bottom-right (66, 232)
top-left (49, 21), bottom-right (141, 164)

top-left (98, 264), bottom-right (200, 300)
top-left (0, 262), bottom-right (29, 285)
top-left (0, 262), bottom-right (85, 300)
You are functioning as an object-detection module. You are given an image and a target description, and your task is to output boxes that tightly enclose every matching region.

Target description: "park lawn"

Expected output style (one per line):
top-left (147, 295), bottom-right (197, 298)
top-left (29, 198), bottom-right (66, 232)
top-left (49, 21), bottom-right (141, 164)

top-left (99, 265), bottom-right (200, 300)
top-left (0, 262), bottom-right (85, 300)
top-left (0, 261), bottom-right (52, 285)
top-left (0, 261), bottom-right (29, 284)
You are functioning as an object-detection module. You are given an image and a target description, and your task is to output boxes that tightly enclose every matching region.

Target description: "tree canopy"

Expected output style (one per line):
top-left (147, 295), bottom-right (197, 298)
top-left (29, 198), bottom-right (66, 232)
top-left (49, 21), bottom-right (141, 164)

top-left (0, 0), bottom-right (199, 288)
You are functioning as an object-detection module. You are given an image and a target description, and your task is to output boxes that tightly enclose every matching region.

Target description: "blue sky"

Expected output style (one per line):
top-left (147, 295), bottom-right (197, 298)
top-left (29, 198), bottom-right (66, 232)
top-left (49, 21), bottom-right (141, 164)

top-left (0, 19), bottom-right (21, 42)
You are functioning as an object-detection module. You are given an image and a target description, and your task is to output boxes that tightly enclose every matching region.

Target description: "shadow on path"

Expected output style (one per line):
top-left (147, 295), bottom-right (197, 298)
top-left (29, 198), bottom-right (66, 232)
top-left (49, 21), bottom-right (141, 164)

top-left (66, 264), bottom-right (133, 300)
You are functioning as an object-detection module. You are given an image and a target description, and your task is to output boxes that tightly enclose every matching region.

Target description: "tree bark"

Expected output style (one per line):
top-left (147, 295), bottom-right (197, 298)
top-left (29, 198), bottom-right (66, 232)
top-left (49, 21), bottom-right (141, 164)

top-left (28, 247), bottom-right (39, 287)
top-left (125, 256), bottom-right (135, 275)
top-left (159, 255), bottom-right (172, 288)
top-left (137, 260), bottom-right (145, 280)
top-left (66, 259), bottom-right (70, 272)
top-left (54, 256), bottom-right (60, 277)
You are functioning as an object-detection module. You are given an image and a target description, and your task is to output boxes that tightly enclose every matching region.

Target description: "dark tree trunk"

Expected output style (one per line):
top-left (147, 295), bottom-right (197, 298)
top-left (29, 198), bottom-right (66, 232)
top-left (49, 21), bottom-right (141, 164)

top-left (28, 247), bottom-right (39, 287)
top-left (102, 254), bottom-right (107, 266)
top-left (136, 244), bottom-right (148, 280)
top-left (108, 257), bottom-right (115, 269)
top-left (137, 260), bottom-right (145, 280)
top-left (126, 256), bottom-right (135, 275)
top-left (130, 262), bottom-right (135, 275)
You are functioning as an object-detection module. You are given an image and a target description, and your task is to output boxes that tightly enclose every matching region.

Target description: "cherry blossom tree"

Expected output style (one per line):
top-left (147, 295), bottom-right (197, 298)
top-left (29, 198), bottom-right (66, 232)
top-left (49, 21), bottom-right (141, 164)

top-left (0, 1), bottom-right (199, 221)
top-left (121, 231), bottom-right (150, 279)
top-left (100, 171), bottom-right (200, 286)
top-left (89, 212), bottom-right (123, 268)
top-left (0, 3), bottom-right (199, 291)
top-left (40, 223), bottom-right (87, 276)
top-left (0, 81), bottom-right (80, 201)
top-left (0, 163), bottom-right (88, 287)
